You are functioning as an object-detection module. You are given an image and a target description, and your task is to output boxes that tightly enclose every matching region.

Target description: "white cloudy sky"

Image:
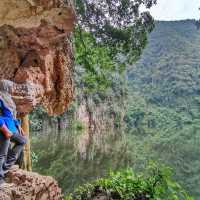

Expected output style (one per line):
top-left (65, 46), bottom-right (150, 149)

top-left (148, 0), bottom-right (200, 20)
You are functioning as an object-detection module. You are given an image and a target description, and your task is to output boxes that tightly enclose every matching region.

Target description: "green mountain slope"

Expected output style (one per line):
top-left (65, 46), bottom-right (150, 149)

top-left (126, 20), bottom-right (200, 199)
top-left (128, 20), bottom-right (200, 106)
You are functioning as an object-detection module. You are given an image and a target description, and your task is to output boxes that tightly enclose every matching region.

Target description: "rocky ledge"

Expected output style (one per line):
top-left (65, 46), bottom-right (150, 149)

top-left (0, 166), bottom-right (62, 200)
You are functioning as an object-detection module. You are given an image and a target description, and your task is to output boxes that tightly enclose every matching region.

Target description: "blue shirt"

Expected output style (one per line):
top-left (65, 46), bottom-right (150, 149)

top-left (0, 99), bottom-right (20, 134)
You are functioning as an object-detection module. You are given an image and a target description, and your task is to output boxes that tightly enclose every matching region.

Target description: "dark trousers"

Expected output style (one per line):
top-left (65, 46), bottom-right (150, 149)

top-left (0, 132), bottom-right (27, 180)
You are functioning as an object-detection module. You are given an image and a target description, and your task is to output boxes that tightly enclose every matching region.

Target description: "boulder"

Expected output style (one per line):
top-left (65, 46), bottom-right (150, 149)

top-left (0, 166), bottom-right (62, 200)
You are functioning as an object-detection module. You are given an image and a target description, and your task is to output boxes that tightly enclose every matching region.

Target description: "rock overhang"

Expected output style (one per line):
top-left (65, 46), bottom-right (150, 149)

top-left (0, 0), bottom-right (76, 116)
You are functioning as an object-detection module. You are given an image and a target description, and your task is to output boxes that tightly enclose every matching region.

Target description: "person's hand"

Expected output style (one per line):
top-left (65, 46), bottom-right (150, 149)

top-left (19, 126), bottom-right (25, 136)
top-left (0, 124), bottom-right (13, 139)
top-left (4, 131), bottom-right (12, 139)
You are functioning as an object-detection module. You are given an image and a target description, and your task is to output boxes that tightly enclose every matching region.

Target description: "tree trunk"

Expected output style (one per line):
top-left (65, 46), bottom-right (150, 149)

top-left (20, 115), bottom-right (32, 171)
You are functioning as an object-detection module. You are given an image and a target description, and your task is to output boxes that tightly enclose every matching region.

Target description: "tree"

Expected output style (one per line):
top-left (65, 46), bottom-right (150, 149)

top-left (74, 0), bottom-right (157, 92)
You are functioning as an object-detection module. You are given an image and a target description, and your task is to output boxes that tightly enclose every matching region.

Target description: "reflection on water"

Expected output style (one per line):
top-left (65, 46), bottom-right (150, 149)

top-left (32, 130), bottom-right (143, 194)
top-left (31, 129), bottom-right (200, 198)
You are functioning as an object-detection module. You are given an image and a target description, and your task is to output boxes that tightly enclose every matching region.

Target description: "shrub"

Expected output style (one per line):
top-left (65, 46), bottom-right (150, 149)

top-left (66, 163), bottom-right (193, 200)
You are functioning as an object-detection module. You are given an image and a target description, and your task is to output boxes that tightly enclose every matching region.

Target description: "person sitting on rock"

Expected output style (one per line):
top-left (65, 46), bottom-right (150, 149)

top-left (0, 96), bottom-right (27, 185)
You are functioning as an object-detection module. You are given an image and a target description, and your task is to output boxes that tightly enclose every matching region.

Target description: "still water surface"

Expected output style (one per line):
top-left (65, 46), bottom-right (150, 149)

top-left (31, 130), bottom-right (198, 198)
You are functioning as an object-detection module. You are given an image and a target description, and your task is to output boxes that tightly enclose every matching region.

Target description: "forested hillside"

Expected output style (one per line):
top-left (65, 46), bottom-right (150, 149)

top-left (129, 20), bottom-right (200, 106)
top-left (126, 20), bottom-right (200, 198)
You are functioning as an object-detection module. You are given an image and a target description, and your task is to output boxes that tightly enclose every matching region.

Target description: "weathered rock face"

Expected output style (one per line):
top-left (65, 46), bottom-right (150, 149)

top-left (0, 167), bottom-right (62, 200)
top-left (0, 0), bottom-right (75, 116)
top-left (74, 94), bottom-right (125, 157)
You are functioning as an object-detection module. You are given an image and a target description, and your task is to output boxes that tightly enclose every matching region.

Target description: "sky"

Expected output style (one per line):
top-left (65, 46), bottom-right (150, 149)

top-left (148, 0), bottom-right (200, 21)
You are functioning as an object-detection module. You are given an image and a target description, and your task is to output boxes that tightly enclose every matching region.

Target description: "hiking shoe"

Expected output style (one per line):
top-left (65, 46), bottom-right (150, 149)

top-left (4, 165), bottom-right (19, 175)
top-left (0, 182), bottom-right (15, 189)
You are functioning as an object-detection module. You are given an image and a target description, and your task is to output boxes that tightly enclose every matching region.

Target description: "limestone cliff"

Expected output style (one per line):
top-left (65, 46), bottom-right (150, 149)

top-left (0, 166), bottom-right (62, 200)
top-left (32, 89), bottom-right (126, 156)
top-left (0, 0), bottom-right (75, 116)
top-left (75, 92), bottom-right (125, 155)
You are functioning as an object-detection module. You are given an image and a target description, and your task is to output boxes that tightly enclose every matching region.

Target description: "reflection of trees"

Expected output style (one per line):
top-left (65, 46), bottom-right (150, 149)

top-left (31, 132), bottom-right (137, 194)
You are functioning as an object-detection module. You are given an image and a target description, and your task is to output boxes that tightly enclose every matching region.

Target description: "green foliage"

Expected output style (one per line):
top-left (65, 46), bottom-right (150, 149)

top-left (125, 20), bottom-right (200, 199)
top-left (124, 92), bottom-right (200, 198)
top-left (113, 112), bottom-right (123, 129)
top-left (128, 20), bottom-right (200, 107)
top-left (30, 106), bottom-right (46, 131)
top-left (75, 0), bottom-right (156, 53)
top-left (31, 151), bottom-right (39, 164)
top-left (71, 120), bottom-right (85, 132)
top-left (75, 30), bottom-right (116, 93)
top-left (74, 0), bottom-right (156, 93)
top-left (66, 164), bottom-right (193, 200)
top-left (30, 106), bottom-right (59, 132)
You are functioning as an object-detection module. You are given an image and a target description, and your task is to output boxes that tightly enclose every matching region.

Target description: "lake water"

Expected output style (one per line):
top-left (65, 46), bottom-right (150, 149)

top-left (31, 129), bottom-right (199, 198)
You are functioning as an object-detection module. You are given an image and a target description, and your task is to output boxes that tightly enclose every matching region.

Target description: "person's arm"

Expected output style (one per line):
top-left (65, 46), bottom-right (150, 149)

top-left (15, 119), bottom-right (25, 136)
top-left (0, 124), bottom-right (13, 139)
top-left (0, 100), bottom-right (14, 118)
top-left (18, 125), bottom-right (25, 136)
top-left (0, 119), bottom-right (12, 139)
